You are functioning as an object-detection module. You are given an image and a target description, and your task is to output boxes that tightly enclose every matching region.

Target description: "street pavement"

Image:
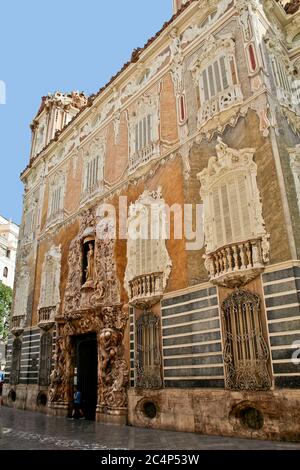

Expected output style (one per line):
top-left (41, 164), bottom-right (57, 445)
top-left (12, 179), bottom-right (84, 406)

top-left (0, 406), bottom-right (300, 450)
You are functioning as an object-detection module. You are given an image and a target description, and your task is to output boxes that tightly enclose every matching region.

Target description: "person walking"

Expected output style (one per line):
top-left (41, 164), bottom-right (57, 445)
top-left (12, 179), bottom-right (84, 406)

top-left (72, 388), bottom-right (84, 419)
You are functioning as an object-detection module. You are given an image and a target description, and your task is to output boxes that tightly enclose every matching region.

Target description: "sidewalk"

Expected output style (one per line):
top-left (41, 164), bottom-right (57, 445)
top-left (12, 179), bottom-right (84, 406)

top-left (0, 406), bottom-right (300, 450)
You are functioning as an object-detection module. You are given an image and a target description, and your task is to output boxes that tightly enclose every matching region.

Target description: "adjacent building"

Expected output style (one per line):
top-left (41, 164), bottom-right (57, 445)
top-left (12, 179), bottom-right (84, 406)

top-left (3, 0), bottom-right (300, 440)
top-left (0, 215), bottom-right (19, 289)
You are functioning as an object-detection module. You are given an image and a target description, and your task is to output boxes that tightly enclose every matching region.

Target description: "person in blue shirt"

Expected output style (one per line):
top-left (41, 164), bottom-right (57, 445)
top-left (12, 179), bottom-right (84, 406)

top-left (72, 388), bottom-right (84, 419)
top-left (0, 371), bottom-right (4, 403)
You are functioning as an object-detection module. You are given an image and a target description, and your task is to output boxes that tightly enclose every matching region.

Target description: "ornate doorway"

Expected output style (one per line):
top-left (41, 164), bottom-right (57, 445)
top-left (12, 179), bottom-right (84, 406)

top-left (48, 209), bottom-right (130, 424)
top-left (75, 333), bottom-right (98, 420)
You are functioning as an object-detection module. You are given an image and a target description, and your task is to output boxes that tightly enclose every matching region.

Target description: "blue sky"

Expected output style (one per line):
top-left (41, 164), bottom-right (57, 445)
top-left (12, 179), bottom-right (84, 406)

top-left (0, 0), bottom-right (172, 224)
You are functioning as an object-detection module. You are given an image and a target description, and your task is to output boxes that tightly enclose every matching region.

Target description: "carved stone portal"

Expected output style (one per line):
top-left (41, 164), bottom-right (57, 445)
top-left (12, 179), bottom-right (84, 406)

top-left (48, 208), bottom-right (129, 422)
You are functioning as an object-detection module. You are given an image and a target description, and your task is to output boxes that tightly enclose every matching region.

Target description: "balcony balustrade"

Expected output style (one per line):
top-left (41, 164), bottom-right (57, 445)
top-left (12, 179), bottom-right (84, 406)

top-left (11, 315), bottom-right (26, 336)
top-left (129, 272), bottom-right (164, 308)
top-left (205, 237), bottom-right (267, 288)
top-left (198, 85), bottom-right (243, 126)
top-left (38, 306), bottom-right (56, 330)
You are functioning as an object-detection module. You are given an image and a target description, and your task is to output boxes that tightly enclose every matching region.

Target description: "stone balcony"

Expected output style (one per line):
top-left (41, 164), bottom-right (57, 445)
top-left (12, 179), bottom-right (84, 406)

top-left (37, 306), bottom-right (56, 330)
top-left (198, 85), bottom-right (243, 127)
top-left (129, 142), bottom-right (159, 173)
top-left (205, 237), bottom-right (268, 288)
top-left (129, 272), bottom-right (164, 309)
top-left (11, 315), bottom-right (26, 336)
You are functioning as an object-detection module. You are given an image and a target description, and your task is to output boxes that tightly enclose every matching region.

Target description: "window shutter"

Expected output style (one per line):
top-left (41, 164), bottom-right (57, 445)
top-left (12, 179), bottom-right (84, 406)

top-left (220, 56), bottom-right (229, 89)
top-left (212, 188), bottom-right (223, 247)
top-left (201, 70), bottom-right (210, 101)
top-left (228, 177), bottom-right (242, 241)
top-left (208, 64), bottom-right (216, 98)
top-left (214, 60), bottom-right (222, 93)
top-left (237, 175), bottom-right (251, 239)
top-left (221, 183), bottom-right (232, 244)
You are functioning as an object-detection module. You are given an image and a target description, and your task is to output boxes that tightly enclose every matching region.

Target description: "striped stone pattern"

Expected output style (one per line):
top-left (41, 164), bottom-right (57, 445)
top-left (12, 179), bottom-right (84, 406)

top-left (161, 286), bottom-right (224, 388)
top-left (263, 266), bottom-right (300, 389)
top-left (5, 328), bottom-right (41, 385)
top-left (129, 307), bottom-right (135, 387)
top-left (4, 335), bottom-right (13, 383)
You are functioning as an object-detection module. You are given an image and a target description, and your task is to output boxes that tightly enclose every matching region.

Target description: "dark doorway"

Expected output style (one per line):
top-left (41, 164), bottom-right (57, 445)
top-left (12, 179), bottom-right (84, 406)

top-left (75, 333), bottom-right (98, 420)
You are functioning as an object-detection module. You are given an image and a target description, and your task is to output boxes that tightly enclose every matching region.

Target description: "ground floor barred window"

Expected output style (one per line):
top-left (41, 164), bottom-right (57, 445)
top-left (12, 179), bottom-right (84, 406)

top-left (222, 290), bottom-right (272, 391)
top-left (135, 310), bottom-right (162, 389)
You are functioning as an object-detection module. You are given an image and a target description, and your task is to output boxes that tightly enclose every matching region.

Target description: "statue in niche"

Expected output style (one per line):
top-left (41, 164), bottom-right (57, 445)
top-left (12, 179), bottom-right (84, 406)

top-left (83, 242), bottom-right (95, 288)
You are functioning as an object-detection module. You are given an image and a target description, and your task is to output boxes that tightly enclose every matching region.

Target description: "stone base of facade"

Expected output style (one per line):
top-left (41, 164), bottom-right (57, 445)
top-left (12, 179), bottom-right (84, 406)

top-left (47, 401), bottom-right (70, 417)
top-left (2, 384), bottom-right (49, 414)
top-left (96, 407), bottom-right (127, 426)
top-left (128, 388), bottom-right (300, 442)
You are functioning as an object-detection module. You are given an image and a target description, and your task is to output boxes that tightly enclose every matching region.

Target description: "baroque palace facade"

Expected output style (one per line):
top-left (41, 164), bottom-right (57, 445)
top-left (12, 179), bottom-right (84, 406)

top-left (4, 0), bottom-right (300, 440)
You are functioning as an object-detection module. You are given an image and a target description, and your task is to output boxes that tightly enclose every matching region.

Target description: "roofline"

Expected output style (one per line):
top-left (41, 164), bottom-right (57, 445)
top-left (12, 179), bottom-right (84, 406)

top-left (20, 0), bottom-right (197, 179)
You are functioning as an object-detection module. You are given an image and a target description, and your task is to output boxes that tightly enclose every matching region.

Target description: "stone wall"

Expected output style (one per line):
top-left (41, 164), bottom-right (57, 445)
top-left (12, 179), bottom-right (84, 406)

top-left (128, 388), bottom-right (300, 441)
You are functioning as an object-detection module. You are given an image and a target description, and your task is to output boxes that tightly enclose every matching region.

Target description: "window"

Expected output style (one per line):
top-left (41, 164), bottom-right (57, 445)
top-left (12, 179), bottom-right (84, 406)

top-left (134, 114), bottom-right (152, 155)
top-left (129, 93), bottom-right (160, 172)
top-left (267, 45), bottom-right (300, 111)
top-left (49, 186), bottom-right (62, 216)
top-left (48, 170), bottom-right (66, 222)
top-left (210, 173), bottom-right (251, 249)
top-left (6, 249), bottom-right (11, 258)
top-left (39, 246), bottom-right (61, 309)
top-left (222, 290), bottom-right (271, 391)
top-left (125, 189), bottom-right (172, 304)
top-left (199, 54), bottom-right (238, 104)
top-left (3, 267), bottom-right (8, 278)
top-left (39, 332), bottom-right (53, 386)
top-left (23, 209), bottom-right (35, 238)
top-left (135, 310), bottom-right (162, 389)
top-left (10, 338), bottom-right (22, 385)
top-left (13, 273), bottom-right (29, 317)
top-left (198, 139), bottom-right (268, 253)
top-left (271, 56), bottom-right (293, 95)
top-left (83, 154), bottom-right (102, 193)
top-left (190, 35), bottom-right (243, 127)
top-left (82, 141), bottom-right (104, 199)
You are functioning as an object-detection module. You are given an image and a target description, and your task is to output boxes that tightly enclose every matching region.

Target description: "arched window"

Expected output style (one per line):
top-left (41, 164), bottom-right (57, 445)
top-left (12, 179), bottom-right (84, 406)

top-left (39, 332), bottom-right (53, 386)
top-left (3, 267), bottom-right (8, 278)
top-left (135, 310), bottom-right (162, 389)
top-left (222, 290), bottom-right (271, 391)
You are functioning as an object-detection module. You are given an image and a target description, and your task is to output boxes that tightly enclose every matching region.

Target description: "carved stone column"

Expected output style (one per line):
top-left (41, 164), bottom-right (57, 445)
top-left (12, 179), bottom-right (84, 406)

top-left (96, 305), bottom-right (129, 424)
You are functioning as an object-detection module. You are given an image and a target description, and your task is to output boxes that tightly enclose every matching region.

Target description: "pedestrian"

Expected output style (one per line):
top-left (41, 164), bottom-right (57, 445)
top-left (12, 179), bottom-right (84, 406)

top-left (72, 388), bottom-right (84, 419)
top-left (0, 371), bottom-right (4, 406)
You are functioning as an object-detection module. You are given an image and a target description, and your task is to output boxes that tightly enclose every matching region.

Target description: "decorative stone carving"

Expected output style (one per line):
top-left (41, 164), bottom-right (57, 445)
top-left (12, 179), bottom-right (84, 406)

top-left (49, 206), bottom-right (127, 419)
top-left (236, 0), bottom-right (253, 42)
top-left (181, 0), bottom-right (232, 46)
top-left (63, 208), bottom-right (120, 314)
top-left (288, 145), bottom-right (300, 211)
top-left (98, 305), bottom-right (129, 411)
